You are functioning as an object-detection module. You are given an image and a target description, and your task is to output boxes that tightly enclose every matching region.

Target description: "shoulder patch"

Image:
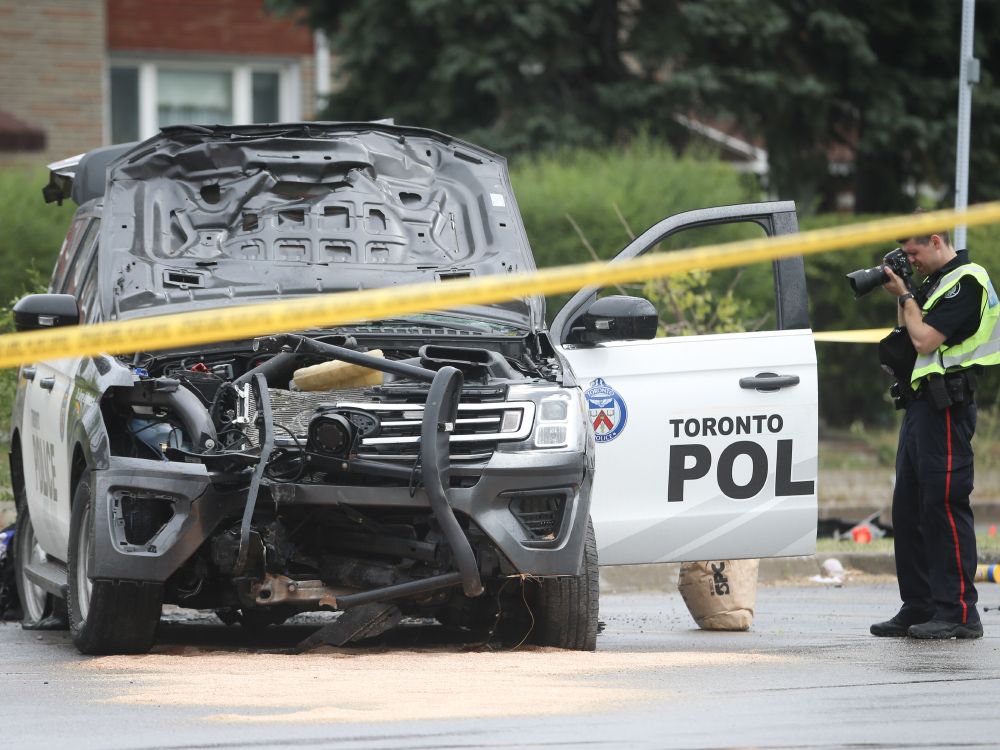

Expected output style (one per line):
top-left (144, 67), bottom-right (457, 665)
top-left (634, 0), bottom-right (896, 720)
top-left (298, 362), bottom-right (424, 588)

top-left (584, 378), bottom-right (628, 443)
top-left (944, 282), bottom-right (961, 299)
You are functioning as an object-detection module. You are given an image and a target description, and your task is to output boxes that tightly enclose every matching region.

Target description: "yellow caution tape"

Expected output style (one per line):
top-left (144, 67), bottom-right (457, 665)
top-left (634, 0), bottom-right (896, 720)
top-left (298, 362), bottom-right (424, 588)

top-left (2, 202), bottom-right (1000, 370)
top-left (813, 328), bottom-right (893, 343)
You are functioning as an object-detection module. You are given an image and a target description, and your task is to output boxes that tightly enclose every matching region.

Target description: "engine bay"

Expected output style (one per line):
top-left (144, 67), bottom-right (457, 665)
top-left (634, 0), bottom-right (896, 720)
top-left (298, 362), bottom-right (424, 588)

top-left (91, 326), bottom-right (578, 630)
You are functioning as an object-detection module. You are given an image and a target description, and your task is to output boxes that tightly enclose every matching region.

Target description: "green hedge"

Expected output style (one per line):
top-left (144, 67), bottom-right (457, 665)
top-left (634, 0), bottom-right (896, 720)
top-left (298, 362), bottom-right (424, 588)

top-left (511, 137), bottom-right (757, 268)
top-left (0, 169), bottom-right (73, 435)
top-left (0, 169), bottom-right (74, 304)
top-left (509, 137), bottom-right (769, 323)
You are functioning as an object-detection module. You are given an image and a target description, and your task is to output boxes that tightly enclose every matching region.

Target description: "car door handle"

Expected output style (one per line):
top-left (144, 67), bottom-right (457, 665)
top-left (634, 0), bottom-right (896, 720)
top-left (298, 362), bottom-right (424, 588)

top-left (739, 372), bottom-right (800, 392)
top-left (21, 366), bottom-right (36, 381)
top-left (39, 376), bottom-right (56, 391)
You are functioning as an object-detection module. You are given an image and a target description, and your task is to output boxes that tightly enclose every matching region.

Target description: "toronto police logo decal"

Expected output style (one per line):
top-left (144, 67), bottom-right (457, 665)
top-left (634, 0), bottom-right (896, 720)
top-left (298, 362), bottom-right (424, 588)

top-left (585, 378), bottom-right (628, 442)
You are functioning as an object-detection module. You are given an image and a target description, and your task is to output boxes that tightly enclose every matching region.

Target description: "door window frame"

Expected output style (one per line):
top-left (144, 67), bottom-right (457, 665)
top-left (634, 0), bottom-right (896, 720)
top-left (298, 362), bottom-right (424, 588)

top-left (550, 201), bottom-right (806, 345)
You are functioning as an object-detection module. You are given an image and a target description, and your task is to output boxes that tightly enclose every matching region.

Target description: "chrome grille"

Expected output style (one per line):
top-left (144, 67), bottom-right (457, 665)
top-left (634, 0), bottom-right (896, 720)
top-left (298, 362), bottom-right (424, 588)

top-left (342, 400), bottom-right (534, 461)
top-left (245, 389), bottom-right (534, 462)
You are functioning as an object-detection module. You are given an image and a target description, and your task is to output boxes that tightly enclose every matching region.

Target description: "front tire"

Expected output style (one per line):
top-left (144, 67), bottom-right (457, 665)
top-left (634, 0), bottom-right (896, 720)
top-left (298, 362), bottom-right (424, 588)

top-left (67, 478), bottom-right (164, 654)
top-left (529, 518), bottom-right (599, 651)
top-left (491, 517), bottom-right (600, 651)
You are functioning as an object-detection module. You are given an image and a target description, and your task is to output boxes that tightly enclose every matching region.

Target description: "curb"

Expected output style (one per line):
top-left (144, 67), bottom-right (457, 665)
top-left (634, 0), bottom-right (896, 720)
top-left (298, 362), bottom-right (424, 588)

top-left (599, 553), bottom-right (897, 594)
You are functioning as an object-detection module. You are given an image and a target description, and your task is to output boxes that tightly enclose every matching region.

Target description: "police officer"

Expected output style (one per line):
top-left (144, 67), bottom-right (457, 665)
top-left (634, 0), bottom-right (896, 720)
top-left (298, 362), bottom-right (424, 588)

top-left (871, 228), bottom-right (999, 639)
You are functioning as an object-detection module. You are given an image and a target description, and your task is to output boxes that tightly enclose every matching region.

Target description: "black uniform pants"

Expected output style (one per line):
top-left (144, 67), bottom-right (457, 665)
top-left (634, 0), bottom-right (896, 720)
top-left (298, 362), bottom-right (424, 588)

top-left (893, 397), bottom-right (979, 624)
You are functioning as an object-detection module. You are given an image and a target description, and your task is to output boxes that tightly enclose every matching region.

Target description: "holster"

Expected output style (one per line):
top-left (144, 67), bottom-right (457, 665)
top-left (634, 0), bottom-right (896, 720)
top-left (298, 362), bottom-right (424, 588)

top-left (920, 371), bottom-right (977, 410)
top-left (924, 374), bottom-right (952, 409)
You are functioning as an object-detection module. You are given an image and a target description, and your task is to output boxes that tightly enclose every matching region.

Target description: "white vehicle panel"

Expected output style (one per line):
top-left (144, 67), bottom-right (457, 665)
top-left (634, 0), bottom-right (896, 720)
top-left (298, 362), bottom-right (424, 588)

top-left (560, 328), bottom-right (818, 564)
top-left (21, 357), bottom-right (75, 556)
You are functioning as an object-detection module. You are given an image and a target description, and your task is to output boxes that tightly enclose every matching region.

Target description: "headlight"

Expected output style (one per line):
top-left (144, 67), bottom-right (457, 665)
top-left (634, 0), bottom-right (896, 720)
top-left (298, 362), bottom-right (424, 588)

top-left (504, 385), bottom-right (588, 452)
top-left (540, 396), bottom-right (569, 422)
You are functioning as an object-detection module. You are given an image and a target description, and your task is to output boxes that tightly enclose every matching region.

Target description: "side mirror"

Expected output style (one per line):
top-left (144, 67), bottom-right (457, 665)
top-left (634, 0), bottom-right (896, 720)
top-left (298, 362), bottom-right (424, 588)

top-left (565, 295), bottom-right (658, 346)
top-left (12, 294), bottom-right (81, 332)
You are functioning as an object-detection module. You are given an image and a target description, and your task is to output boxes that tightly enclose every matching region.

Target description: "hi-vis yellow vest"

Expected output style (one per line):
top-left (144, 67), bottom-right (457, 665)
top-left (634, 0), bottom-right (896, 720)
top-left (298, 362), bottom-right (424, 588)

top-left (911, 262), bottom-right (1000, 385)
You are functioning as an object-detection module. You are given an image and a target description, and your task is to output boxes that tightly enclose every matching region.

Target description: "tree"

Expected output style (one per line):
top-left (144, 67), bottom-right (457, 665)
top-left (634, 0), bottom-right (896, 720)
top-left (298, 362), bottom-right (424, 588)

top-left (654, 1), bottom-right (1000, 213)
top-left (274, 0), bottom-right (641, 155)
top-left (276, 0), bottom-right (1000, 212)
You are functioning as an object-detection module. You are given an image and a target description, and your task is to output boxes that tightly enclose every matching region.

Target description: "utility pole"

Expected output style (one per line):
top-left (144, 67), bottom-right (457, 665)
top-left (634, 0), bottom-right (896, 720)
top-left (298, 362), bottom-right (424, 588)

top-left (954, 0), bottom-right (978, 250)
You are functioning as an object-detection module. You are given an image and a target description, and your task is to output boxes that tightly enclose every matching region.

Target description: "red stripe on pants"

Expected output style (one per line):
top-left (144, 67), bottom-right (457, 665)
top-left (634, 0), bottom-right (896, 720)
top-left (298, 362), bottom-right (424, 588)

top-left (943, 407), bottom-right (969, 624)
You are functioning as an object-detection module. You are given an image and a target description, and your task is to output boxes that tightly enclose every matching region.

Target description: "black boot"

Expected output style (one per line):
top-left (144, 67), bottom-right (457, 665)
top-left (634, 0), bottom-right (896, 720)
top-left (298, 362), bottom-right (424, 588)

top-left (908, 620), bottom-right (983, 640)
top-left (870, 611), bottom-right (932, 637)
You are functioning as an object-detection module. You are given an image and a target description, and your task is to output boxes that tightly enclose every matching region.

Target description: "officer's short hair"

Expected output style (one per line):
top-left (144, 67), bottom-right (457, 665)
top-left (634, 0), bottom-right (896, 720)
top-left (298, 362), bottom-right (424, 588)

top-left (897, 208), bottom-right (951, 247)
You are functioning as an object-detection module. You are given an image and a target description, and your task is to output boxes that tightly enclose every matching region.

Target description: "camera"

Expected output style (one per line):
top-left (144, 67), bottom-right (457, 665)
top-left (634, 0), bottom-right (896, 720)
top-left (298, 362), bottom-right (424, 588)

top-left (846, 247), bottom-right (912, 298)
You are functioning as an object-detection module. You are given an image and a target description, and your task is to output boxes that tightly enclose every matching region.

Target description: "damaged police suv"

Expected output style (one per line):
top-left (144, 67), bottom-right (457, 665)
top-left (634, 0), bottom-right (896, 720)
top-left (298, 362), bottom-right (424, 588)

top-left (11, 122), bottom-right (818, 654)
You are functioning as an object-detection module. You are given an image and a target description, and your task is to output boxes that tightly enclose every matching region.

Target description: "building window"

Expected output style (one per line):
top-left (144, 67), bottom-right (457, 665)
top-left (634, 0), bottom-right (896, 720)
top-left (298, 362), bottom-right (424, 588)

top-left (252, 71), bottom-right (281, 124)
top-left (110, 67), bottom-right (140, 143)
top-left (109, 60), bottom-right (300, 144)
top-left (157, 70), bottom-right (234, 128)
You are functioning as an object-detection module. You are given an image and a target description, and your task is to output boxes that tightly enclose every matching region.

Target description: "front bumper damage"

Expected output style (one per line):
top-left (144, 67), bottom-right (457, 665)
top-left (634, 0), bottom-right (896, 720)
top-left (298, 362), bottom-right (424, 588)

top-left (90, 336), bottom-right (592, 614)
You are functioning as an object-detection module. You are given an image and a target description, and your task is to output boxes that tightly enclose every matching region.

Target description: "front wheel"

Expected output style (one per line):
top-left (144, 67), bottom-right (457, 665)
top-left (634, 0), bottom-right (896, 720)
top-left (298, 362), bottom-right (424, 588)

top-left (529, 517), bottom-right (599, 651)
top-left (491, 517), bottom-right (600, 650)
top-left (67, 478), bottom-right (164, 654)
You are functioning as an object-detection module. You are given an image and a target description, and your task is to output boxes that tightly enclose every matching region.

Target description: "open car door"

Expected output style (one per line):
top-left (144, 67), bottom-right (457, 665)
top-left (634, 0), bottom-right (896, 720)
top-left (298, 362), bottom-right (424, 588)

top-left (552, 202), bottom-right (817, 565)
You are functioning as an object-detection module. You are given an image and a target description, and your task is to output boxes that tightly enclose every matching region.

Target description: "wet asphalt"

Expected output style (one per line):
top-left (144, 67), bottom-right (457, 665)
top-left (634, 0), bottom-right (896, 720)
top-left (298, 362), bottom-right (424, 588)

top-left (1, 580), bottom-right (998, 750)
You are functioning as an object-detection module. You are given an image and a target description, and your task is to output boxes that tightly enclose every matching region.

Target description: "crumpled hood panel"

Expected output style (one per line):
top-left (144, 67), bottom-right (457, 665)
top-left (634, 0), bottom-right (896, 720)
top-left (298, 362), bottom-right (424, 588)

top-left (102, 125), bottom-right (541, 327)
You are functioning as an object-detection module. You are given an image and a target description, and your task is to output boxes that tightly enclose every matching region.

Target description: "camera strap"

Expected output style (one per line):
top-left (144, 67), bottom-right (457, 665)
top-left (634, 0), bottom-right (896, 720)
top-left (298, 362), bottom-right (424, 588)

top-left (916, 271), bottom-right (944, 306)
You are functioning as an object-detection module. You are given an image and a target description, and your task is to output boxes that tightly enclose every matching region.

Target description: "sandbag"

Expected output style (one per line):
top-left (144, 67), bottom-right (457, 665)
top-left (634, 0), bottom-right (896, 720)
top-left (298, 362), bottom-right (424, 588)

top-left (678, 559), bottom-right (760, 631)
top-left (293, 350), bottom-right (385, 391)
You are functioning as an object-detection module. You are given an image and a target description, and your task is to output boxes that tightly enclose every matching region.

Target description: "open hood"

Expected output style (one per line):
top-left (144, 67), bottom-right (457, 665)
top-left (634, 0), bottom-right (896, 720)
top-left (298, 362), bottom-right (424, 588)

top-left (89, 123), bottom-right (543, 328)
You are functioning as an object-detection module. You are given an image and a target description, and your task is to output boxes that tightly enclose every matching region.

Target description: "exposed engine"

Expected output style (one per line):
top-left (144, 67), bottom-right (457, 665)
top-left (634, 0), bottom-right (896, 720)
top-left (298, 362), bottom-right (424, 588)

top-left (98, 327), bottom-right (568, 640)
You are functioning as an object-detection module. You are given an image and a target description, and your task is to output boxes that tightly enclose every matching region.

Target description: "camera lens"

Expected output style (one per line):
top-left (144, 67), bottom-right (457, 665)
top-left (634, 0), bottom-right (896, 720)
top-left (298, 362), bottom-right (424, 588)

top-left (846, 265), bottom-right (889, 298)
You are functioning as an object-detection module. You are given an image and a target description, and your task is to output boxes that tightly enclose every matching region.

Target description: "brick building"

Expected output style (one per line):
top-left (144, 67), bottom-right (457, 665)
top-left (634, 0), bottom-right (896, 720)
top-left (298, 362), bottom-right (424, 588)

top-left (0, 0), bottom-right (330, 168)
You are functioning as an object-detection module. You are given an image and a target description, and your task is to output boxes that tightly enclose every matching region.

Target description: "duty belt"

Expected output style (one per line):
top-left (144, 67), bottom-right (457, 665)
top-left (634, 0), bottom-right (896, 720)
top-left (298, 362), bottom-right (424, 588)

top-left (916, 370), bottom-right (978, 409)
